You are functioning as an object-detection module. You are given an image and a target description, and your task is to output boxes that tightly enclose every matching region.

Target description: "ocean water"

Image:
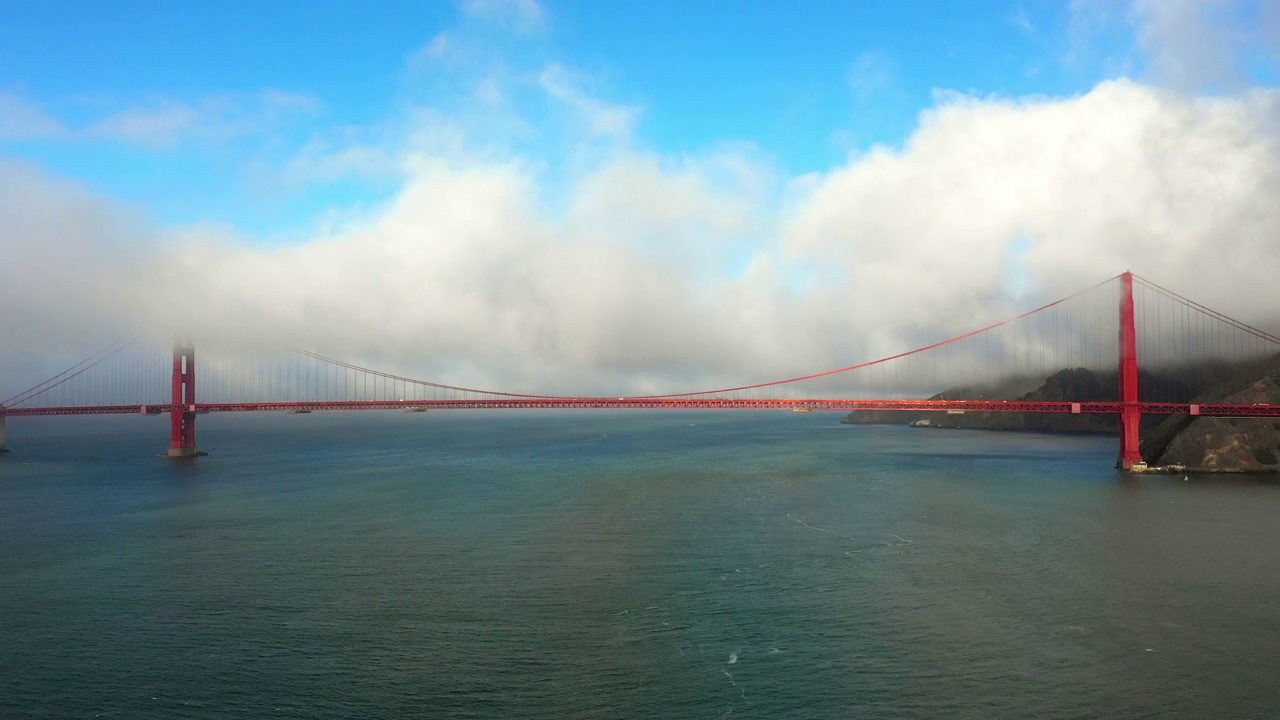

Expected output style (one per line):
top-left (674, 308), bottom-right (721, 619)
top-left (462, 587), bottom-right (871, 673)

top-left (1, 411), bottom-right (1278, 719)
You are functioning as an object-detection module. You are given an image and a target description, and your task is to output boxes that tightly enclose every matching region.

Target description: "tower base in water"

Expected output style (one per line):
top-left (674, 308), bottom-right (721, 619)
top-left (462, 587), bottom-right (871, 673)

top-left (1115, 272), bottom-right (1143, 471)
top-left (159, 447), bottom-right (207, 459)
top-left (162, 341), bottom-right (202, 459)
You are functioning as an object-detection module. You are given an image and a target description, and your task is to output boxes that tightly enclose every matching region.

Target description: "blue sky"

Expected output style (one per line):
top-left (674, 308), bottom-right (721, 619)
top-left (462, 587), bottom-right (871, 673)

top-left (3, 1), bottom-right (1280, 392)
top-left (0, 0), bottom-right (1197, 235)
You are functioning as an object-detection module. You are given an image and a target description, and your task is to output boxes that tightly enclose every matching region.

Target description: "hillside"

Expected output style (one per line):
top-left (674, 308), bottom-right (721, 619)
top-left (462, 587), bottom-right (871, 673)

top-left (842, 365), bottom-right (1232, 435)
top-left (1141, 353), bottom-right (1280, 469)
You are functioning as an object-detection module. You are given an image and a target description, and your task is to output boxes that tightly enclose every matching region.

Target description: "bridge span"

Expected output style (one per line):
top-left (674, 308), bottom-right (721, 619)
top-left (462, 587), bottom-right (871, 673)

top-left (5, 272), bottom-right (1280, 469)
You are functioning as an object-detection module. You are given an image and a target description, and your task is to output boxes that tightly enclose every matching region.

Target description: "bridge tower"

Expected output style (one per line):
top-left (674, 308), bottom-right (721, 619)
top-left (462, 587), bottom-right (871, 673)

top-left (1117, 272), bottom-right (1143, 470)
top-left (162, 340), bottom-right (205, 458)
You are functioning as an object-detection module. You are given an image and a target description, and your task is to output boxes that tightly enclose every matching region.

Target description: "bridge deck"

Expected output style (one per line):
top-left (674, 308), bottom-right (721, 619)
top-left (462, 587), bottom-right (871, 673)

top-left (6, 399), bottom-right (1280, 417)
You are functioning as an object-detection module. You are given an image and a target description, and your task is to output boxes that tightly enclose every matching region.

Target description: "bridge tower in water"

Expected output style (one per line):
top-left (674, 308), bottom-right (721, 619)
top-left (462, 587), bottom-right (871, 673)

top-left (1117, 271), bottom-right (1142, 470)
top-left (163, 340), bottom-right (204, 458)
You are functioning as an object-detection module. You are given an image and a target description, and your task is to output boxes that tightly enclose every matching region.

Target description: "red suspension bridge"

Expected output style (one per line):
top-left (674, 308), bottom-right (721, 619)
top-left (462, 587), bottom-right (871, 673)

top-left (4, 272), bottom-right (1280, 469)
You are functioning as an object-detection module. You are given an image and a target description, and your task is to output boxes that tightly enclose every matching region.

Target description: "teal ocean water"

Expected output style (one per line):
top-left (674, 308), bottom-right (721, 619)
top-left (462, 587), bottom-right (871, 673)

top-left (2, 411), bottom-right (1278, 719)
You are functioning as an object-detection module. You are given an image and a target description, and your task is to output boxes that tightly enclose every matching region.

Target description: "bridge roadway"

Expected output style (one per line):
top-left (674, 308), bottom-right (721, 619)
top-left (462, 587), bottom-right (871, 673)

top-left (6, 399), bottom-right (1280, 417)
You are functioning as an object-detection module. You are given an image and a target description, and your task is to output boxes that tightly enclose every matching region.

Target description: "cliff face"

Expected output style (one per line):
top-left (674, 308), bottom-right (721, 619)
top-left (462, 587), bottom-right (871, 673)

top-left (1156, 416), bottom-right (1280, 468)
top-left (842, 355), bottom-right (1280, 470)
top-left (1142, 355), bottom-right (1280, 469)
top-left (842, 367), bottom-right (1204, 435)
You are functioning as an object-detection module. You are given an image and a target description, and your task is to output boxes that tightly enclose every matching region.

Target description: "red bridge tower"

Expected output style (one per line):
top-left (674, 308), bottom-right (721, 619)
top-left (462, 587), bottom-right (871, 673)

top-left (1117, 272), bottom-right (1143, 469)
top-left (162, 340), bottom-right (204, 458)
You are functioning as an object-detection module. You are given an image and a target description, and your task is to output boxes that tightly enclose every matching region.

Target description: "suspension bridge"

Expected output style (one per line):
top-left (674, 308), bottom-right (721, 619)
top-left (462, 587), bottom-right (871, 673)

top-left (4, 272), bottom-right (1280, 469)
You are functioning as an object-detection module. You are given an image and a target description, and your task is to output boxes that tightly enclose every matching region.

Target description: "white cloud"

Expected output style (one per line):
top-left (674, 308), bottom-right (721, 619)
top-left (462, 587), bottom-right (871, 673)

top-left (279, 97), bottom-right (538, 187)
top-left (1012, 4), bottom-right (1037, 36)
top-left (5, 79), bottom-right (1280, 398)
top-left (786, 79), bottom-right (1280, 356)
top-left (1068, 0), bottom-right (1123, 38)
top-left (1070, 0), bottom-right (1280, 90)
top-left (207, 149), bottom-right (778, 385)
top-left (539, 63), bottom-right (643, 141)
top-left (1129, 0), bottom-right (1242, 90)
top-left (85, 90), bottom-right (322, 147)
top-left (847, 51), bottom-right (896, 100)
top-left (475, 77), bottom-right (504, 106)
top-left (284, 134), bottom-right (404, 184)
top-left (461, 0), bottom-right (545, 35)
top-left (407, 32), bottom-right (454, 69)
top-left (89, 100), bottom-right (201, 147)
top-left (0, 92), bottom-right (66, 141)
top-left (0, 161), bottom-right (156, 371)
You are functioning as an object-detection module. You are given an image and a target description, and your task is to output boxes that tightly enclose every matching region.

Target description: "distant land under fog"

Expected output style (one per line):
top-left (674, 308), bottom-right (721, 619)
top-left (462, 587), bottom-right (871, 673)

top-left (843, 357), bottom-right (1280, 471)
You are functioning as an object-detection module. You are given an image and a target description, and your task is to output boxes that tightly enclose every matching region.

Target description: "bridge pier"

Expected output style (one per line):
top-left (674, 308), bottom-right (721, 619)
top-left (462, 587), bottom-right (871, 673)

top-left (1117, 272), bottom-right (1144, 470)
top-left (162, 340), bottom-right (205, 458)
top-left (0, 411), bottom-right (7, 453)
